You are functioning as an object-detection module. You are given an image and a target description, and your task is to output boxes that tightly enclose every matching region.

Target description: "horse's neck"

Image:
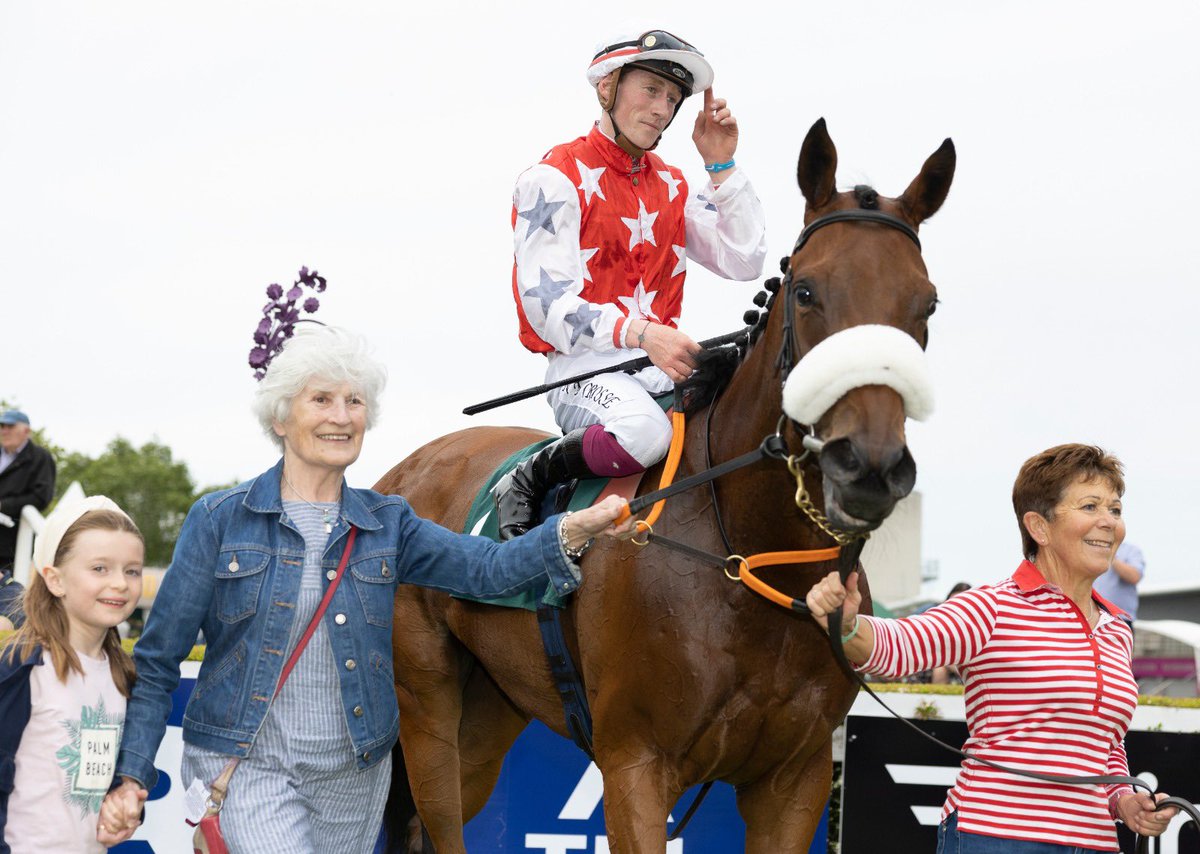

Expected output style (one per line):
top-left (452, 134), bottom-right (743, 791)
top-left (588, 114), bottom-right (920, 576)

top-left (678, 341), bottom-right (833, 555)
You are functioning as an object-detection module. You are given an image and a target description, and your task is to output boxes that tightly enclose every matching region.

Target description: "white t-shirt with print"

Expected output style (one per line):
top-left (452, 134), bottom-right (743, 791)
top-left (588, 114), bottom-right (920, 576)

top-left (7, 651), bottom-right (126, 854)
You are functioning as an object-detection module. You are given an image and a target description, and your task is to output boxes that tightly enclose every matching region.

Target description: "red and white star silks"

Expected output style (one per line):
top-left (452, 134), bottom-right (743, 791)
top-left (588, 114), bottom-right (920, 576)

top-left (512, 125), bottom-right (767, 385)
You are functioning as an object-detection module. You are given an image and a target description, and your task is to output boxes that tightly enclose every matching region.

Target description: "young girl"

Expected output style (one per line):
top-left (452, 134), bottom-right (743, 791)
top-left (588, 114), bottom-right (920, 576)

top-left (0, 496), bottom-right (149, 853)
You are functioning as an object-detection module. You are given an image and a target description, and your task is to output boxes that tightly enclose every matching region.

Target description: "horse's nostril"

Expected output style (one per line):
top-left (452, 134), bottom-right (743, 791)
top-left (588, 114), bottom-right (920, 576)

top-left (883, 448), bottom-right (917, 498)
top-left (819, 439), bottom-right (864, 481)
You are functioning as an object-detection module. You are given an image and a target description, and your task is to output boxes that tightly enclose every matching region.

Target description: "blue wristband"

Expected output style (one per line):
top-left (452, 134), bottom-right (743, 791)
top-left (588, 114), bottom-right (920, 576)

top-left (704, 159), bottom-right (736, 173)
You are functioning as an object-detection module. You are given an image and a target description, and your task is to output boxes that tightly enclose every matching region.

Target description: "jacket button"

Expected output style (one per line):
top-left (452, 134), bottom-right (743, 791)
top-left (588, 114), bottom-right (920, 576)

top-left (353, 705), bottom-right (363, 717)
top-left (345, 659), bottom-right (356, 671)
top-left (326, 569), bottom-right (337, 581)
top-left (362, 752), bottom-right (370, 761)
top-left (381, 560), bottom-right (391, 578)
top-left (335, 613), bottom-right (347, 625)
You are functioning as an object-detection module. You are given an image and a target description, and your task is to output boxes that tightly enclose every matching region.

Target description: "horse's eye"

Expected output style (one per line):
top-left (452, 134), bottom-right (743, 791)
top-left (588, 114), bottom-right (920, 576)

top-left (795, 284), bottom-right (815, 307)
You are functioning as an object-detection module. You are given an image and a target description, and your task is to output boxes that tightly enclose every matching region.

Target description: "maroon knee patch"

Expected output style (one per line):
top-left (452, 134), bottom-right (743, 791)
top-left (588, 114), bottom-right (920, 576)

top-left (582, 424), bottom-right (645, 477)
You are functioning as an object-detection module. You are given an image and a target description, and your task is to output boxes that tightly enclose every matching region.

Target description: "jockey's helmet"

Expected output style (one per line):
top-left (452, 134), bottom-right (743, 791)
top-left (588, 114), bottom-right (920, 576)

top-left (587, 30), bottom-right (714, 111)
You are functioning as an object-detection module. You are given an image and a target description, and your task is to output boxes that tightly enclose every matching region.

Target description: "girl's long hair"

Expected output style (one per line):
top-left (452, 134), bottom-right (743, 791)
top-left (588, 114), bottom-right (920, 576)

top-left (2, 509), bottom-right (141, 697)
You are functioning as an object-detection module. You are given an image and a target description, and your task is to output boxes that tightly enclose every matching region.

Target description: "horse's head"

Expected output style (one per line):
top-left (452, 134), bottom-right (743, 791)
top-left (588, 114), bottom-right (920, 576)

top-left (776, 118), bottom-right (955, 533)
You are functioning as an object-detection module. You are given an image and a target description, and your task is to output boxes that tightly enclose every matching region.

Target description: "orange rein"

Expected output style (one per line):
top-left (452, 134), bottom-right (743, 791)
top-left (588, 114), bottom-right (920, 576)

top-left (616, 409), bottom-right (842, 611)
top-left (614, 409), bottom-right (686, 530)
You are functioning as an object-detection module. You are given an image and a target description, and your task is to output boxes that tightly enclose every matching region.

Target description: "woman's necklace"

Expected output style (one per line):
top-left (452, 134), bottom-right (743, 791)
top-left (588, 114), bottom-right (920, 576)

top-left (282, 470), bottom-right (339, 534)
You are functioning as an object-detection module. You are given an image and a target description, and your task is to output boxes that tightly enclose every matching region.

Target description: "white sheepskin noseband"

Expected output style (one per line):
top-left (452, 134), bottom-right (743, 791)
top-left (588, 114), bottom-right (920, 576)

top-left (781, 324), bottom-right (934, 425)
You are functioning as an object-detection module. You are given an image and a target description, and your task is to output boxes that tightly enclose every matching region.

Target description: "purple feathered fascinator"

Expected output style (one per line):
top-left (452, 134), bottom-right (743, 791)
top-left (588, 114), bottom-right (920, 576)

top-left (248, 267), bottom-right (327, 380)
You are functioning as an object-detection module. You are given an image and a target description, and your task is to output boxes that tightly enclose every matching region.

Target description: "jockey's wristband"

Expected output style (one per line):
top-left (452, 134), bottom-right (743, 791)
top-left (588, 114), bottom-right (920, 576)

top-left (704, 159), bottom-right (736, 173)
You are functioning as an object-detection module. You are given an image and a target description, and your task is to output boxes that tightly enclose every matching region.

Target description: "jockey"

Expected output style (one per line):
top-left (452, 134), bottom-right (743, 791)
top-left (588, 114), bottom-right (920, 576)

top-left (496, 30), bottom-right (768, 540)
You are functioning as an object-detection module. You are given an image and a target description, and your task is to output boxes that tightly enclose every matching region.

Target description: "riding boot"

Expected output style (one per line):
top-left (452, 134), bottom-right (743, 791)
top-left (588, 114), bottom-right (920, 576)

top-left (494, 428), bottom-right (592, 541)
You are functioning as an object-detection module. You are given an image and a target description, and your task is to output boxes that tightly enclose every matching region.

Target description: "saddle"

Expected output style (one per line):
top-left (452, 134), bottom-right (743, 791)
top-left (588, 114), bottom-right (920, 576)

top-left (457, 440), bottom-right (641, 610)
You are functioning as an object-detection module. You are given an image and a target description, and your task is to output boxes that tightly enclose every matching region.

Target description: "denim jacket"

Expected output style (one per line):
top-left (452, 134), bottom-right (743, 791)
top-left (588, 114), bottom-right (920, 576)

top-left (115, 459), bottom-right (579, 789)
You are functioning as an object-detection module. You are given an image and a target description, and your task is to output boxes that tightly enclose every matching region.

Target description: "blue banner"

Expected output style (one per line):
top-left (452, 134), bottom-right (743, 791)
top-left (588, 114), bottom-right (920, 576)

top-left (465, 721), bottom-right (828, 853)
top-left (112, 666), bottom-right (828, 853)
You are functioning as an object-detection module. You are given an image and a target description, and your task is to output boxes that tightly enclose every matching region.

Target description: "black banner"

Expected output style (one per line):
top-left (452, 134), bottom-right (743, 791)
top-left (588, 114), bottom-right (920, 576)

top-left (842, 716), bottom-right (1199, 853)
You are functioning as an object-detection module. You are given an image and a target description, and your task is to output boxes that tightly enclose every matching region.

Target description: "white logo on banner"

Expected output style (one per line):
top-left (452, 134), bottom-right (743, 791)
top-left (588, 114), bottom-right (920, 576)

top-left (884, 763), bottom-right (959, 826)
top-left (524, 762), bottom-right (683, 853)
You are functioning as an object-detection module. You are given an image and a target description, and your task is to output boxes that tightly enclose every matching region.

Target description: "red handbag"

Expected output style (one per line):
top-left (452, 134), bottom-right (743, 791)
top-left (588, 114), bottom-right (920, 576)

top-left (190, 527), bottom-right (358, 853)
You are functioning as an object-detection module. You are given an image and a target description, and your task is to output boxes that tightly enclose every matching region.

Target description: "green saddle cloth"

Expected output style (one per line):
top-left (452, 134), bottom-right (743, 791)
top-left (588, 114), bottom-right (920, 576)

top-left (458, 439), bottom-right (610, 611)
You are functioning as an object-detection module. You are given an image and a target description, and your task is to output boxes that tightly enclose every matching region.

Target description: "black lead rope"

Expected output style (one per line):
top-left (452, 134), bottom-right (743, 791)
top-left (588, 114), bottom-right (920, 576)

top-left (666, 781), bottom-right (715, 842)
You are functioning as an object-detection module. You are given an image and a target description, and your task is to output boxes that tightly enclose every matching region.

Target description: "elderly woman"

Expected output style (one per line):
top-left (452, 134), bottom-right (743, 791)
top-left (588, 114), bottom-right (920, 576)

top-left (807, 444), bottom-right (1177, 853)
top-left (101, 326), bottom-right (630, 851)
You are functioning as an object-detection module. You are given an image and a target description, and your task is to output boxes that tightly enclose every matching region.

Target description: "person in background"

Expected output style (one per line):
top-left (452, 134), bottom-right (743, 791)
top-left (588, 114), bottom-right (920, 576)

top-left (807, 443), bottom-right (1178, 852)
top-left (0, 572), bottom-right (23, 631)
top-left (0, 410), bottom-right (57, 572)
top-left (1093, 541), bottom-right (1144, 632)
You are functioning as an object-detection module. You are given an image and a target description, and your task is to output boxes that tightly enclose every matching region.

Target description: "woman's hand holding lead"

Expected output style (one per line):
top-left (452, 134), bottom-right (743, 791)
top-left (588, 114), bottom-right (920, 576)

top-left (805, 569), bottom-right (862, 634)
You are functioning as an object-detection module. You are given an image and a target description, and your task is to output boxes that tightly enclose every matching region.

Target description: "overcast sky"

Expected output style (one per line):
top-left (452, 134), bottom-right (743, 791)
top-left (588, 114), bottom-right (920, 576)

top-left (2, 1), bottom-right (1197, 593)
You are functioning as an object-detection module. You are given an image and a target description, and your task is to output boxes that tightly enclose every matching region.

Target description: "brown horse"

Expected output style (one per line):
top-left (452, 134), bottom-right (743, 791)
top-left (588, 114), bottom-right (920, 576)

top-left (376, 118), bottom-right (955, 853)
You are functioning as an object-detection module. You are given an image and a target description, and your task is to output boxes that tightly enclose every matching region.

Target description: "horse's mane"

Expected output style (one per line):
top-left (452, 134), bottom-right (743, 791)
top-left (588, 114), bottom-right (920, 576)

top-left (681, 344), bottom-right (742, 413)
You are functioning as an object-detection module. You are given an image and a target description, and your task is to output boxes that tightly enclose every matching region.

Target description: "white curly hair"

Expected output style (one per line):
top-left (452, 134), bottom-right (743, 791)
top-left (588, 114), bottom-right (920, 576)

top-left (252, 325), bottom-right (388, 450)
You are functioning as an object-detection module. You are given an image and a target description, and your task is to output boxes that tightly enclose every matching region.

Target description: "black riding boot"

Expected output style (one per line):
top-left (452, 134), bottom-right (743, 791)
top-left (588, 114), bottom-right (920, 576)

top-left (494, 428), bottom-right (592, 541)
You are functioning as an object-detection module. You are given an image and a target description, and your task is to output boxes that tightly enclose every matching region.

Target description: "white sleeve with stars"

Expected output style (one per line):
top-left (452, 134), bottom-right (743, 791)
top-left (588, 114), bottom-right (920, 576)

top-left (514, 164), bottom-right (626, 355)
top-left (683, 168), bottom-right (769, 281)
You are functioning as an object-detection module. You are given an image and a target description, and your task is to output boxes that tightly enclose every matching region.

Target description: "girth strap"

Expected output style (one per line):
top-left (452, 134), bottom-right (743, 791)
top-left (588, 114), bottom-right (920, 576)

top-left (535, 604), bottom-right (594, 758)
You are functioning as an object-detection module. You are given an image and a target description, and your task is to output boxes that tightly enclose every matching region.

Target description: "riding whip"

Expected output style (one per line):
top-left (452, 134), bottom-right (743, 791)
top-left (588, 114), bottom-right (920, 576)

top-left (462, 327), bottom-right (750, 415)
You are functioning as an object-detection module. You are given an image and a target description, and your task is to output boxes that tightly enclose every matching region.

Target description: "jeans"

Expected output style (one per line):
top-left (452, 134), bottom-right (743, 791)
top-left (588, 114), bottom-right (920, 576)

top-left (936, 811), bottom-right (1114, 854)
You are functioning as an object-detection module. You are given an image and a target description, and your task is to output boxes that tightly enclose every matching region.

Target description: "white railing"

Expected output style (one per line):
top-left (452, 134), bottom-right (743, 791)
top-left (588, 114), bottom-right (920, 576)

top-left (8, 481), bottom-right (85, 584)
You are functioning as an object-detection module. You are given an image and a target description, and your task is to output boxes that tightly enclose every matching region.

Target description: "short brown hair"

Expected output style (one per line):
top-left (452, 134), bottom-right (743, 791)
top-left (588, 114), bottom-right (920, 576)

top-left (1012, 444), bottom-right (1125, 560)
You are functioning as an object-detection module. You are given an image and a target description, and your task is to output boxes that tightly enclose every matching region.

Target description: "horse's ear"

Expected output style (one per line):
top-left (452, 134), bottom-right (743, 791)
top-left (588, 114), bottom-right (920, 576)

top-left (797, 118), bottom-right (838, 209)
top-left (898, 138), bottom-right (956, 224)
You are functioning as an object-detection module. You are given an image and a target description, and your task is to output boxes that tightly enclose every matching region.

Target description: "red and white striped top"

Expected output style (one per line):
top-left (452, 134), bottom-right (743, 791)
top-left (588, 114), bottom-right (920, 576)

top-left (860, 560), bottom-right (1137, 851)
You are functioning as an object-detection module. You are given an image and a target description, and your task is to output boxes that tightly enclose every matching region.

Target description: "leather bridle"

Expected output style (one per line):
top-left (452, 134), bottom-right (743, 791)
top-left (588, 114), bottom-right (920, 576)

top-left (776, 208), bottom-right (921, 379)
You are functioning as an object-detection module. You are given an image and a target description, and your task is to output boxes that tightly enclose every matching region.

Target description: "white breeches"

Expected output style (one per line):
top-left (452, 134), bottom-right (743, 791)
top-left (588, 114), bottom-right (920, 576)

top-left (547, 366), bottom-right (673, 467)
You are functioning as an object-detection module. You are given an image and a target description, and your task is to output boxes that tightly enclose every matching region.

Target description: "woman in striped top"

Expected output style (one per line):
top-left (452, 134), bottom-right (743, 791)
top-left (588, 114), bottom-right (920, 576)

top-left (807, 444), bottom-right (1179, 853)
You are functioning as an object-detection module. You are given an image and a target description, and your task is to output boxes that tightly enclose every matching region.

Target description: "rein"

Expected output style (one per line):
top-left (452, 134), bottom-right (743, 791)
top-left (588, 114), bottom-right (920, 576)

top-left (777, 208), bottom-right (922, 378)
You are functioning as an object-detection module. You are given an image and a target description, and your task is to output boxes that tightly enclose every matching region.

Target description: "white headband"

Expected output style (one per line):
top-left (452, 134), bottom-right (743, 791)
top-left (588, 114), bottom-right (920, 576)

top-left (781, 324), bottom-right (934, 425)
top-left (32, 495), bottom-right (130, 572)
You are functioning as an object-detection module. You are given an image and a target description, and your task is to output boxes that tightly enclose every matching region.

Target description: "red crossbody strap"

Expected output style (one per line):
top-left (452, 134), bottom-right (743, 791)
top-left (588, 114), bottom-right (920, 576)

top-left (274, 526), bottom-right (358, 698)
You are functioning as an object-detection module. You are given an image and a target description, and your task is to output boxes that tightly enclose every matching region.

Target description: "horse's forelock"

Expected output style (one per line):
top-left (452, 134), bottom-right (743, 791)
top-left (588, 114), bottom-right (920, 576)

top-left (852, 185), bottom-right (879, 210)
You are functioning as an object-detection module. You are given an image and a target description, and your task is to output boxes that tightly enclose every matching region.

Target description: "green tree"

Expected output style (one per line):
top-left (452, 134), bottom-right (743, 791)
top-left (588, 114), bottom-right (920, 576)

top-left (57, 439), bottom-right (196, 566)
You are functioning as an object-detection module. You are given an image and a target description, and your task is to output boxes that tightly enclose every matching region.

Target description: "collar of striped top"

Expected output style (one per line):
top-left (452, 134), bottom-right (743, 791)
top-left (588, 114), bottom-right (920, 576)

top-left (1013, 558), bottom-right (1129, 620)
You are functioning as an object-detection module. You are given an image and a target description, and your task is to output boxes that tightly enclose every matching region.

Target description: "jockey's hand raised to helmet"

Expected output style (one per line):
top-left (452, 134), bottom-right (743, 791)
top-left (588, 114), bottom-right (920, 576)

top-left (692, 88), bottom-right (738, 172)
top-left (625, 321), bottom-right (701, 384)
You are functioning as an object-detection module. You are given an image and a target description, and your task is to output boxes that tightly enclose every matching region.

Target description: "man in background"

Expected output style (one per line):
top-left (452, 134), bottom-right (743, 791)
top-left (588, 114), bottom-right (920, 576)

top-left (0, 409), bottom-right (57, 572)
top-left (1094, 541), bottom-right (1144, 631)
